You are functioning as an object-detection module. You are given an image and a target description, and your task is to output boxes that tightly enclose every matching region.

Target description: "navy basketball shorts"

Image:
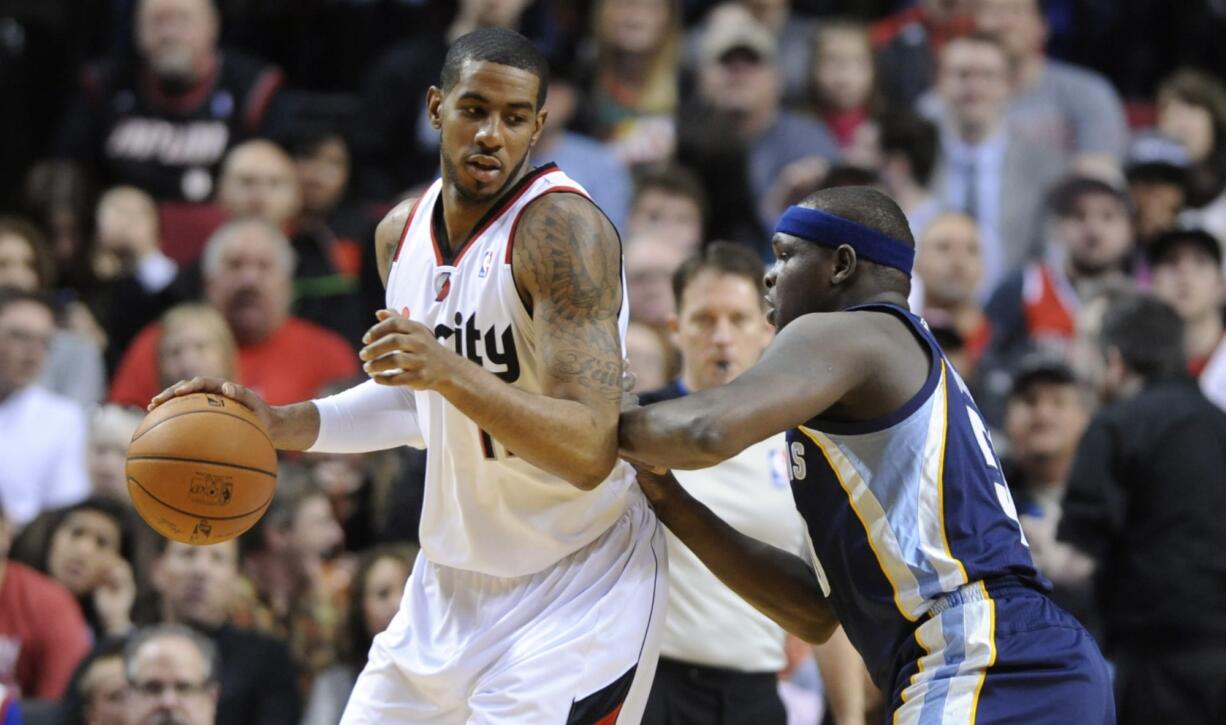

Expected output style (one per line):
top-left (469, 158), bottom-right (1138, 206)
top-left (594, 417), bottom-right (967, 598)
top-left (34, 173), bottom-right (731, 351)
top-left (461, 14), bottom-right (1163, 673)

top-left (889, 581), bottom-right (1114, 724)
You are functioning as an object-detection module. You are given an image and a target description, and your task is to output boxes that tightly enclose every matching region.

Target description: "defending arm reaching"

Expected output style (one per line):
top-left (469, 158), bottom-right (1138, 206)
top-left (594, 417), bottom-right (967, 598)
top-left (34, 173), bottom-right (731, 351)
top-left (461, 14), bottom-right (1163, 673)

top-left (359, 192), bottom-right (625, 490)
top-left (635, 464), bottom-right (839, 643)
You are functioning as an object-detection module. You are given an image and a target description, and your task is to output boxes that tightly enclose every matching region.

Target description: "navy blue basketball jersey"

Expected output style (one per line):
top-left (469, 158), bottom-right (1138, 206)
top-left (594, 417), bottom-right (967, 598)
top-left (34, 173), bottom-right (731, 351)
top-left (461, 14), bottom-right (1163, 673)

top-left (786, 303), bottom-right (1045, 689)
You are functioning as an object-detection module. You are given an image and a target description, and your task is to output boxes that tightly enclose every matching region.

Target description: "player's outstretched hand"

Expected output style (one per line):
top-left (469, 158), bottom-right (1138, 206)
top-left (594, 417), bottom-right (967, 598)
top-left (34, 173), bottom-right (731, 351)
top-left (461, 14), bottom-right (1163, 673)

top-left (147, 376), bottom-right (275, 431)
top-left (360, 308), bottom-right (455, 389)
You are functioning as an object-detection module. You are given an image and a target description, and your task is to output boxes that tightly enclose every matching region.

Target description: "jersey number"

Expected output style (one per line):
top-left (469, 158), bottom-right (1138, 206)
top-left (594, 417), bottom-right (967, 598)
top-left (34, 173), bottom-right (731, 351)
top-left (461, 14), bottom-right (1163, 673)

top-left (964, 404), bottom-right (1029, 547)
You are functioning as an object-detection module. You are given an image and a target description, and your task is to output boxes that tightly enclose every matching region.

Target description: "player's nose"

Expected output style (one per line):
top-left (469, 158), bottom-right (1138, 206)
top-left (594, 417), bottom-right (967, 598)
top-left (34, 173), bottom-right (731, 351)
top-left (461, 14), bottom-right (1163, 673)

top-left (474, 117), bottom-right (504, 149)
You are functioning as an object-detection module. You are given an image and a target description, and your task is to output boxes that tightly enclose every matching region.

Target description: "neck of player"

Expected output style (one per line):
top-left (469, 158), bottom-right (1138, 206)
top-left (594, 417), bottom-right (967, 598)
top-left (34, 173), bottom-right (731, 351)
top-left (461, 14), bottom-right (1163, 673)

top-left (440, 169), bottom-right (528, 255)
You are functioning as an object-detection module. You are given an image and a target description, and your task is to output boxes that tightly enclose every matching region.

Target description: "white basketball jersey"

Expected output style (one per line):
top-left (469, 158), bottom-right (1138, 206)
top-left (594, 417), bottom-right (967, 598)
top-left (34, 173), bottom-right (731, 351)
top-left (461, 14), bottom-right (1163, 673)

top-left (385, 164), bottom-right (636, 577)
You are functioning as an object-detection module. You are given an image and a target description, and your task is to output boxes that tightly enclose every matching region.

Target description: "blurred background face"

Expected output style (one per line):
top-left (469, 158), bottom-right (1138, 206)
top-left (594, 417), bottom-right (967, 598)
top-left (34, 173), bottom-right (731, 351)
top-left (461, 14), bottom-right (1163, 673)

top-left (939, 40), bottom-right (1010, 134)
top-left (295, 138), bottom-right (350, 218)
top-left (219, 145), bottom-right (302, 228)
top-left (362, 556), bottom-right (410, 638)
top-left (95, 188), bottom-right (159, 270)
top-left (701, 47), bottom-right (779, 119)
top-left (975, 0), bottom-right (1045, 60)
top-left (625, 320), bottom-right (671, 392)
top-left (675, 271), bottom-right (772, 391)
top-left (917, 213), bottom-right (984, 306)
top-left (0, 234), bottom-right (39, 291)
top-left (1004, 380), bottom-right (1089, 468)
top-left (627, 189), bottom-right (702, 250)
top-left (90, 409), bottom-right (142, 501)
top-left (158, 318), bottom-right (232, 387)
top-left (81, 655), bottom-right (127, 725)
top-left (137, 0), bottom-right (218, 84)
top-left (1129, 178), bottom-right (1185, 240)
top-left (1054, 193), bottom-right (1133, 274)
top-left (204, 227), bottom-right (292, 345)
top-left (49, 509), bottom-right (122, 596)
top-left (1152, 246), bottom-right (1225, 321)
top-left (0, 300), bottom-right (54, 393)
top-left (289, 495), bottom-right (344, 564)
top-left (126, 635), bottom-right (217, 725)
top-left (1158, 96), bottom-right (1215, 164)
top-left (154, 540), bottom-right (238, 628)
top-left (813, 29), bottom-right (873, 111)
top-left (600, 0), bottom-right (672, 55)
top-left (625, 236), bottom-right (687, 326)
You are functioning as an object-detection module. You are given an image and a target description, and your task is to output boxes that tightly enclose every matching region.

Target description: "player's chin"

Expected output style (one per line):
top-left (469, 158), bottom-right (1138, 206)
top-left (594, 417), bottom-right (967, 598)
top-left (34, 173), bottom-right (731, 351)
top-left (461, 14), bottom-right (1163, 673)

top-left (456, 178), bottom-right (502, 202)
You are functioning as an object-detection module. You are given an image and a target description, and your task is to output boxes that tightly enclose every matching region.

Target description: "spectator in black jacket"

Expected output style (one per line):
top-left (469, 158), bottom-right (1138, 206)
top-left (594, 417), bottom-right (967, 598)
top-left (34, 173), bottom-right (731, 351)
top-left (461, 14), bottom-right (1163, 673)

top-left (1058, 295), bottom-right (1226, 725)
top-left (56, 0), bottom-right (284, 203)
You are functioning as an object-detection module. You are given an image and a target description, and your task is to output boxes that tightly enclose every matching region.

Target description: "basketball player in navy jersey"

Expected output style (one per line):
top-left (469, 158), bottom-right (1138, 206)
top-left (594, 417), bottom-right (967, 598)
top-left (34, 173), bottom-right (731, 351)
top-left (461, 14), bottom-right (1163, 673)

top-left (152, 28), bottom-right (665, 724)
top-left (620, 186), bottom-right (1114, 723)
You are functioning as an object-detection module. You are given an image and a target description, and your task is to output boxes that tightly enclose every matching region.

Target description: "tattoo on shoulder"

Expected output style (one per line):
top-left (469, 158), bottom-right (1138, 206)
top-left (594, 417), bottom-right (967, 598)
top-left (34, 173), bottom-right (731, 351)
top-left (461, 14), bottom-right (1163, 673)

top-left (515, 194), bottom-right (623, 402)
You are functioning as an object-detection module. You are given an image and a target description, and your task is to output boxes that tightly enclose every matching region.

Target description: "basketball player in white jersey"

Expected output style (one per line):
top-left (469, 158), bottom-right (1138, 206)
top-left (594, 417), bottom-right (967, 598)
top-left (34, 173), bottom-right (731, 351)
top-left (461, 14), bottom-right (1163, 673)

top-left (150, 28), bottom-right (667, 724)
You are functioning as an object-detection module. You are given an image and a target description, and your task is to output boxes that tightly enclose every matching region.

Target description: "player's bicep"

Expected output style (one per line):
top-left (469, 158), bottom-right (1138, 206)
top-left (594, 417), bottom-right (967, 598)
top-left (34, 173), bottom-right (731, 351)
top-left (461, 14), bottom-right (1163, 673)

top-left (374, 197), bottom-right (417, 288)
top-left (512, 193), bottom-right (624, 411)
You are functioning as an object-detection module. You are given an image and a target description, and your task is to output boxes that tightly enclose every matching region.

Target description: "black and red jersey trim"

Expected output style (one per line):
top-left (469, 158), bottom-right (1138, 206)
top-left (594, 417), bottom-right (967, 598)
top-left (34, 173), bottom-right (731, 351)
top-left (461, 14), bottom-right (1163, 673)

top-left (429, 162), bottom-right (560, 267)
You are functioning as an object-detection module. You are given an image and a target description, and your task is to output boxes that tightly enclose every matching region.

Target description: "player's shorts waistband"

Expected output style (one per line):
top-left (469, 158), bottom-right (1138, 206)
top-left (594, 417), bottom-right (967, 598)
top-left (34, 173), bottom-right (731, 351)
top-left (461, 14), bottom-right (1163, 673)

top-left (926, 576), bottom-right (1044, 619)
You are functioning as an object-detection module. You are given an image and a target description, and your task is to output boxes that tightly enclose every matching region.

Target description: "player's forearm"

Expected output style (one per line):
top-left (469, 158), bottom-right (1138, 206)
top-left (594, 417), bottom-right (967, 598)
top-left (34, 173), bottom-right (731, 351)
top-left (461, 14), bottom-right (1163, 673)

top-left (267, 402), bottom-right (321, 451)
top-left (438, 357), bottom-right (618, 490)
top-left (649, 476), bottom-right (837, 643)
top-left (619, 397), bottom-right (741, 469)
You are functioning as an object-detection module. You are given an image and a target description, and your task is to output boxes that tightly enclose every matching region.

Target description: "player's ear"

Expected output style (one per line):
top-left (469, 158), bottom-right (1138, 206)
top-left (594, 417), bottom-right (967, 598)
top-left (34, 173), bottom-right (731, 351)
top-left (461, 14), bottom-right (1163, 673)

top-left (529, 108), bottom-right (548, 148)
top-left (831, 245), bottom-right (857, 285)
top-left (426, 86), bottom-right (444, 129)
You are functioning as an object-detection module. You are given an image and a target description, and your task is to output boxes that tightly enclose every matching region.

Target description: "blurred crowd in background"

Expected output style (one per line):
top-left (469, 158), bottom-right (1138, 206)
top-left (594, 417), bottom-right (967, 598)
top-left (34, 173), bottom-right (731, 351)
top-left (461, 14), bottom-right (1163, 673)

top-left (2, 0), bottom-right (1226, 723)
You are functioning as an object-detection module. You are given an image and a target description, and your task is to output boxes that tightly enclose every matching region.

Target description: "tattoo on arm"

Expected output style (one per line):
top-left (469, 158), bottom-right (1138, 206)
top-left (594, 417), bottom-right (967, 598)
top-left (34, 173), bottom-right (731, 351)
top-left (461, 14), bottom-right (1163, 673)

top-left (514, 194), bottom-right (624, 405)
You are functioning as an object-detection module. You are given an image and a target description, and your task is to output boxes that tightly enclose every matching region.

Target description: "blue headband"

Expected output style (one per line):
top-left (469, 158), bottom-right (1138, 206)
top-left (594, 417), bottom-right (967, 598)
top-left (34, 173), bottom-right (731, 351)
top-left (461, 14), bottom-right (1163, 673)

top-left (774, 206), bottom-right (915, 276)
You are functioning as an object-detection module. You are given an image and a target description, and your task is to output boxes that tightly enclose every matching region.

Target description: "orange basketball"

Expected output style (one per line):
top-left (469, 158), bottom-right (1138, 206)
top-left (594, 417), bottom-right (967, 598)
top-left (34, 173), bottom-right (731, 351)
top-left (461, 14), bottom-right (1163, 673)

top-left (126, 392), bottom-right (277, 545)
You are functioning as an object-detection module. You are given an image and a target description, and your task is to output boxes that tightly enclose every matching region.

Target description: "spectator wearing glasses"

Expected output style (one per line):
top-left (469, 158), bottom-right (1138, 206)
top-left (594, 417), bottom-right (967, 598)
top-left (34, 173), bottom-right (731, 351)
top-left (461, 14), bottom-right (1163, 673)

top-left (124, 624), bottom-right (220, 725)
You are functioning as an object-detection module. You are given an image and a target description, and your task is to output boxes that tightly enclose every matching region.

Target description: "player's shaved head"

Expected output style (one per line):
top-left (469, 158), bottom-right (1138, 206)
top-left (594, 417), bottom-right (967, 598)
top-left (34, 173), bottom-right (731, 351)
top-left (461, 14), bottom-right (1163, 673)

top-left (798, 186), bottom-right (915, 248)
top-left (441, 27), bottom-right (549, 110)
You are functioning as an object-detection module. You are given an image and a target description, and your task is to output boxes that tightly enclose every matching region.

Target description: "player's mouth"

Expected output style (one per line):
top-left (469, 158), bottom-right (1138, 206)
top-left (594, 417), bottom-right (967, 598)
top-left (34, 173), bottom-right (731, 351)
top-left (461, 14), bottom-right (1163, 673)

top-left (765, 296), bottom-right (776, 325)
top-left (466, 155), bottom-right (502, 184)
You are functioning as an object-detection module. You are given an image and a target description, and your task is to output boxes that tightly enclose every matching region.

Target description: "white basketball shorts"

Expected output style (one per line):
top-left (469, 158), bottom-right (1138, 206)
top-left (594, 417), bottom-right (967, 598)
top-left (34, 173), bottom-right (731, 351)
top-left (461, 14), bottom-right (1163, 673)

top-left (340, 489), bottom-right (668, 724)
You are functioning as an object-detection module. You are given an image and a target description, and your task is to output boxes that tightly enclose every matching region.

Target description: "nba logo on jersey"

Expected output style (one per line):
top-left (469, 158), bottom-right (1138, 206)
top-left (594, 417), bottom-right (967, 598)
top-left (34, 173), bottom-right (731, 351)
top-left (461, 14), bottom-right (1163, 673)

top-left (480, 249), bottom-right (495, 278)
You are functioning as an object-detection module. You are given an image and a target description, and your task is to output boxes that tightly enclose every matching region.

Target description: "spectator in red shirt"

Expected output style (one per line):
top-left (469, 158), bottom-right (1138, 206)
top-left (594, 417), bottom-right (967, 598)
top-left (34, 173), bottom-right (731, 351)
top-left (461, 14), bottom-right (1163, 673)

top-left (109, 218), bottom-right (357, 407)
top-left (0, 504), bottom-right (91, 700)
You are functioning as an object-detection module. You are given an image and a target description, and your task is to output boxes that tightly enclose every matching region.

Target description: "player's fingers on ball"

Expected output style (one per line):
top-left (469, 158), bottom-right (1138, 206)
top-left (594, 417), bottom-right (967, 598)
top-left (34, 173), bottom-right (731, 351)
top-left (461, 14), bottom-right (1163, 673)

top-left (149, 383), bottom-right (184, 408)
